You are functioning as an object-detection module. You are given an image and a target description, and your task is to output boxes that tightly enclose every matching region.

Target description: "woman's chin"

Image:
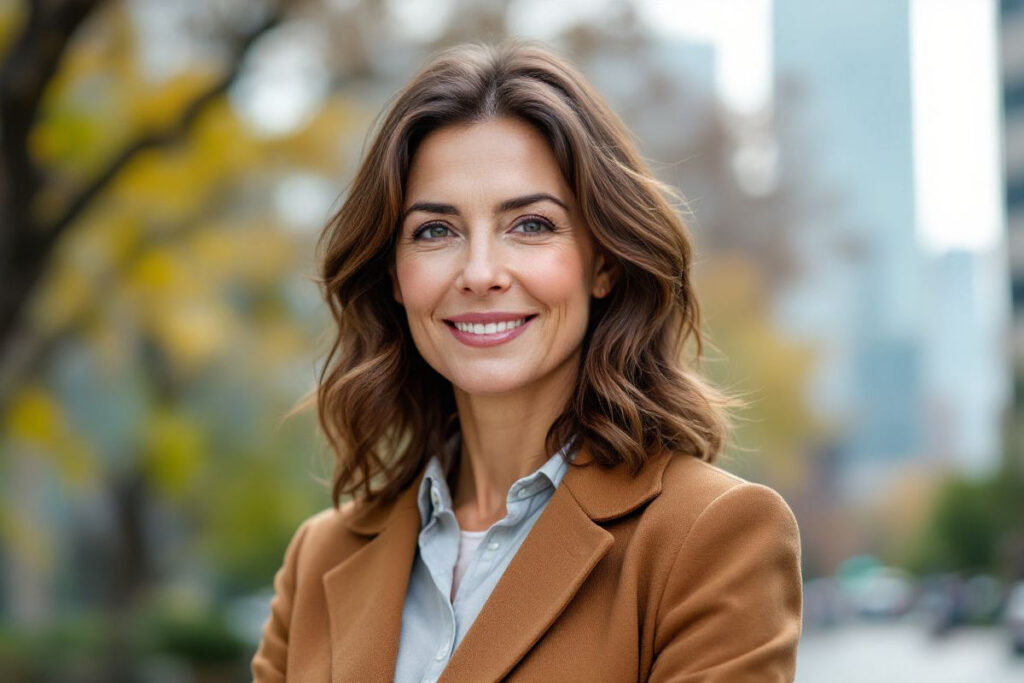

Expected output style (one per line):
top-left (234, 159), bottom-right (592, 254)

top-left (448, 368), bottom-right (536, 398)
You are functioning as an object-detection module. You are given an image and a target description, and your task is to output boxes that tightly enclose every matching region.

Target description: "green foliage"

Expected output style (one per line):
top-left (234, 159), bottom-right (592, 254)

top-left (0, 613), bottom-right (108, 680)
top-left (0, 599), bottom-right (254, 679)
top-left (909, 467), bottom-right (1024, 576)
top-left (139, 605), bottom-right (246, 665)
top-left (198, 448), bottom-right (324, 594)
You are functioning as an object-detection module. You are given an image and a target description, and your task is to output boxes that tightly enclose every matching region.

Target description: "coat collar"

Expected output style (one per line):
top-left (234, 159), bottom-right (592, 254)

top-left (342, 442), bottom-right (671, 535)
top-left (323, 442), bottom-right (673, 683)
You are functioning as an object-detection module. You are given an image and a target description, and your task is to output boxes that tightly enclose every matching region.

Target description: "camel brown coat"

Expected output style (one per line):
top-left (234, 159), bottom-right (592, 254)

top-left (251, 446), bottom-right (803, 682)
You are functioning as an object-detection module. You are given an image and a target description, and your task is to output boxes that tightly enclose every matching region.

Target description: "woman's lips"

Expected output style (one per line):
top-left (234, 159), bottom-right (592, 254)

top-left (445, 315), bottom-right (536, 347)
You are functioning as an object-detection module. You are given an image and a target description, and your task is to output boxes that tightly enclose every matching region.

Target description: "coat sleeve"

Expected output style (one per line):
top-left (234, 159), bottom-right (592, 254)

top-left (648, 482), bottom-right (803, 682)
top-left (250, 516), bottom-right (314, 683)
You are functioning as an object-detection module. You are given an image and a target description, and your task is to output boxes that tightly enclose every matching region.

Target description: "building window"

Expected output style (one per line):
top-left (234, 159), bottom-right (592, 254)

top-left (1012, 275), bottom-right (1024, 310)
top-left (1003, 0), bottom-right (1024, 17)
top-left (1010, 176), bottom-right (1024, 212)
top-left (1006, 79), bottom-right (1024, 113)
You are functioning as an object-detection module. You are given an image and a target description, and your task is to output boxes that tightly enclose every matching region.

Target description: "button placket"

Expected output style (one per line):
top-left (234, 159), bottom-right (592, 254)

top-left (401, 451), bottom-right (572, 683)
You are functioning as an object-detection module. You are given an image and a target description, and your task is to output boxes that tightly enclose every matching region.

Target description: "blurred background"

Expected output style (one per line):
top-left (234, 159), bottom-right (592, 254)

top-left (1, 0), bottom-right (1022, 680)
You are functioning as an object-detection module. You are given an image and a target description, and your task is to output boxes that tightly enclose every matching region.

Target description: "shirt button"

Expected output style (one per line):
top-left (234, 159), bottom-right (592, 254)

top-left (487, 540), bottom-right (500, 551)
top-left (431, 487), bottom-right (441, 506)
top-left (516, 487), bottom-right (529, 499)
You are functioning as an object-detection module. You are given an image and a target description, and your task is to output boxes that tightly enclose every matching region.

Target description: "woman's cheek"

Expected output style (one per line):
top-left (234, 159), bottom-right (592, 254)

top-left (529, 249), bottom-right (588, 305)
top-left (397, 254), bottom-right (450, 316)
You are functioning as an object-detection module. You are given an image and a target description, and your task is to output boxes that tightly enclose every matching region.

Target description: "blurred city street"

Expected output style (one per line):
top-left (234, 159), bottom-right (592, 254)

top-left (1, 0), bottom-right (1021, 678)
top-left (797, 620), bottom-right (1024, 682)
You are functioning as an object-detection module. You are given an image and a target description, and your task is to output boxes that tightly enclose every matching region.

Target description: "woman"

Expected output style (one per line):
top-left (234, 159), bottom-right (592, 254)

top-left (252, 39), bottom-right (802, 682)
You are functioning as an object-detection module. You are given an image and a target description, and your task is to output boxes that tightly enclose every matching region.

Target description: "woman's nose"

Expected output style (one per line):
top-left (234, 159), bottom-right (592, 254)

top-left (455, 234), bottom-right (511, 294)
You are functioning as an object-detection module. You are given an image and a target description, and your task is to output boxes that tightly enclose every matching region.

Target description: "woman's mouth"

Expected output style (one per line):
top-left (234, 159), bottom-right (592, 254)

top-left (443, 314), bottom-right (537, 347)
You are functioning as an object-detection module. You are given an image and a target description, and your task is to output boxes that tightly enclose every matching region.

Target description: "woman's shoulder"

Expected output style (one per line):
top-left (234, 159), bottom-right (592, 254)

top-left (642, 455), bottom-right (804, 679)
top-left (292, 487), bottom-right (409, 536)
top-left (273, 500), bottom-right (381, 575)
top-left (646, 452), bottom-right (800, 548)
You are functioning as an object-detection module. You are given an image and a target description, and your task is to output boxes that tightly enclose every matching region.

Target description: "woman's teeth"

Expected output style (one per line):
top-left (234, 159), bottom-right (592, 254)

top-left (453, 317), bottom-right (528, 335)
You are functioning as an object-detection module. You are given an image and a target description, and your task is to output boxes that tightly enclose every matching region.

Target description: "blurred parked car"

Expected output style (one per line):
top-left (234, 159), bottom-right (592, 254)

top-left (1005, 581), bottom-right (1024, 655)
top-left (803, 577), bottom-right (850, 630)
top-left (920, 573), bottom-right (969, 637)
top-left (923, 573), bottom-right (1008, 638)
top-left (840, 565), bottom-right (916, 619)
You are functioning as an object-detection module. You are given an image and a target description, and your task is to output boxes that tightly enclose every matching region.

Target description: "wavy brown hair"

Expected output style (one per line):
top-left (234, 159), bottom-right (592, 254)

top-left (308, 39), bottom-right (743, 508)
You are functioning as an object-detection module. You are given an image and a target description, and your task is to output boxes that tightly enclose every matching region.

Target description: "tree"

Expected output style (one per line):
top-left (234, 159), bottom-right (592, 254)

top-left (0, 0), bottom-right (282, 401)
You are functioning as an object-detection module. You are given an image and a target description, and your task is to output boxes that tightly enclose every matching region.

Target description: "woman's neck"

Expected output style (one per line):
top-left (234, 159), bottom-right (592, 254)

top-left (449, 355), bottom-right (577, 528)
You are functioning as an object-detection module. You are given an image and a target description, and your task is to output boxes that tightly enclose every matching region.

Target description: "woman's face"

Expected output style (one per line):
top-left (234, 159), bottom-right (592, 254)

top-left (392, 116), bottom-right (615, 397)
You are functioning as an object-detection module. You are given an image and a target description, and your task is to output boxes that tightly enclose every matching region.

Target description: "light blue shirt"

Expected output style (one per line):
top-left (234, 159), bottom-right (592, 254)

top-left (392, 431), bottom-right (579, 683)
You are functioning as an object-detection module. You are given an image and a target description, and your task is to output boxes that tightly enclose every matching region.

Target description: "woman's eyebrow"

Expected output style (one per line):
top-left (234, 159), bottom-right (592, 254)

top-left (401, 192), bottom-right (569, 221)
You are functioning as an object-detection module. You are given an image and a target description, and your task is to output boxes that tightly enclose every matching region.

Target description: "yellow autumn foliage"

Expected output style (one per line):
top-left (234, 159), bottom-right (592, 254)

top-left (123, 245), bottom-right (240, 371)
top-left (188, 223), bottom-right (296, 286)
top-left (142, 408), bottom-right (206, 498)
top-left (696, 256), bottom-right (826, 489)
top-left (4, 386), bottom-right (98, 488)
top-left (6, 386), bottom-right (60, 445)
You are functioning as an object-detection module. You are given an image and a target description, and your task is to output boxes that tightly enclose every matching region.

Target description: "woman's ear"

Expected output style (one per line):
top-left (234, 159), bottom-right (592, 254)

top-left (591, 251), bottom-right (619, 299)
top-left (389, 262), bottom-right (404, 305)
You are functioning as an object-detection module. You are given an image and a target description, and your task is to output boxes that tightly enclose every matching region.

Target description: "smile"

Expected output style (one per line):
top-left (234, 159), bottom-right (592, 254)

top-left (443, 314), bottom-right (537, 347)
top-left (451, 317), bottom-right (529, 334)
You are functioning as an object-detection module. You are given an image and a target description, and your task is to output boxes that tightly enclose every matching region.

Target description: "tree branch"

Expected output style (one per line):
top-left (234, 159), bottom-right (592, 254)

top-left (0, 0), bottom-right (106, 251)
top-left (0, 1), bottom-right (284, 382)
top-left (41, 7), bottom-right (283, 243)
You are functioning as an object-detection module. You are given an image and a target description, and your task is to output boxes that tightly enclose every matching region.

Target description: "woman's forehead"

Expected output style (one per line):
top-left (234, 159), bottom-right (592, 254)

top-left (405, 118), bottom-right (571, 203)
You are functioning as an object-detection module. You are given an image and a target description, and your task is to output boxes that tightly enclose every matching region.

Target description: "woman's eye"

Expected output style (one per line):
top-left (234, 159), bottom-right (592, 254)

top-left (413, 223), bottom-right (452, 241)
top-left (412, 217), bottom-right (553, 241)
top-left (513, 217), bottom-right (554, 235)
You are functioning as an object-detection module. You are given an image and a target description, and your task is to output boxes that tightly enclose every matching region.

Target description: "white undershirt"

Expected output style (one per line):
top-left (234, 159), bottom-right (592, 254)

top-left (451, 528), bottom-right (488, 601)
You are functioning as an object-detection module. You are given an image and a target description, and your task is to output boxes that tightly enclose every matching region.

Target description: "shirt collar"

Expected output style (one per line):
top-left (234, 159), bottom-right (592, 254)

top-left (417, 432), bottom-right (579, 529)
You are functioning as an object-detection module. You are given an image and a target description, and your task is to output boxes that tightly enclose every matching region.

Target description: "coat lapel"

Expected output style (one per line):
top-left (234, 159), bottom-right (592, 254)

top-left (323, 467), bottom-right (425, 683)
top-left (439, 446), bottom-right (672, 681)
top-left (323, 444), bottom-right (672, 682)
top-left (437, 477), bottom-right (611, 681)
